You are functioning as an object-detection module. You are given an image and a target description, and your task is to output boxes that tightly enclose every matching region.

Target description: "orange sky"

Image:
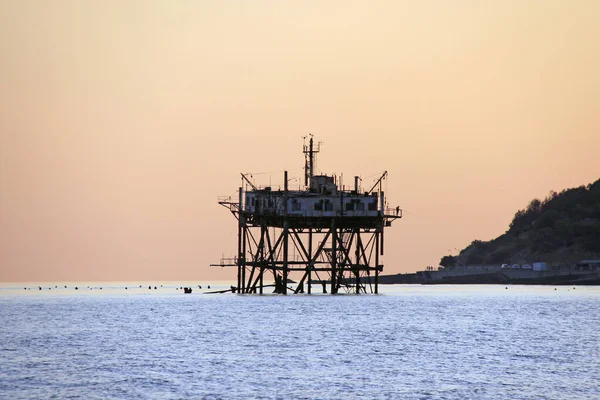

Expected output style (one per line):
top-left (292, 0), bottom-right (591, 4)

top-left (1, 1), bottom-right (599, 282)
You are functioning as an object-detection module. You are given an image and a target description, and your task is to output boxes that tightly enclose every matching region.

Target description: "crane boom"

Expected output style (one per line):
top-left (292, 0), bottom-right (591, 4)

top-left (367, 171), bottom-right (387, 194)
top-left (241, 173), bottom-right (258, 191)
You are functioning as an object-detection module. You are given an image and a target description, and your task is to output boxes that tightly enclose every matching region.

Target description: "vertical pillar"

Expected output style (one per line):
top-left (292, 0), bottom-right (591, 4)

top-left (241, 220), bottom-right (246, 293)
top-left (283, 171), bottom-right (288, 294)
top-left (260, 225), bottom-right (265, 294)
top-left (283, 222), bottom-right (289, 295)
top-left (381, 223), bottom-right (384, 255)
top-left (355, 230), bottom-right (360, 294)
top-left (307, 228), bottom-right (312, 294)
top-left (331, 220), bottom-right (337, 294)
top-left (259, 268), bottom-right (264, 294)
top-left (375, 227), bottom-right (380, 294)
top-left (236, 187), bottom-right (243, 293)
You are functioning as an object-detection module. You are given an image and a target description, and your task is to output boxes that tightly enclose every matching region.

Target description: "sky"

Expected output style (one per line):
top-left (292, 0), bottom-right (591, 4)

top-left (1, 1), bottom-right (599, 282)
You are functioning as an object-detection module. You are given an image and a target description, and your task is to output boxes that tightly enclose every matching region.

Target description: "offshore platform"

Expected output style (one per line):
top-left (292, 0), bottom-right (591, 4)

top-left (212, 136), bottom-right (402, 294)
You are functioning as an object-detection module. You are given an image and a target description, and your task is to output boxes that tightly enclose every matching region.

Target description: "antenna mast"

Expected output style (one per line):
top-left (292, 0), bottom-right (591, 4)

top-left (303, 134), bottom-right (320, 189)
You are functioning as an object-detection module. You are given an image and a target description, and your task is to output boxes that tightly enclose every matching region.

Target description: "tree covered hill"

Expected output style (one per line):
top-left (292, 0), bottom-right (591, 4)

top-left (440, 178), bottom-right (600, 267)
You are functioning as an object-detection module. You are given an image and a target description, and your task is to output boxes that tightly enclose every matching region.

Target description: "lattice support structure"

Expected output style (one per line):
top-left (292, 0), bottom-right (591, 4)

top-left (233, 217), bottom-right (385, 294)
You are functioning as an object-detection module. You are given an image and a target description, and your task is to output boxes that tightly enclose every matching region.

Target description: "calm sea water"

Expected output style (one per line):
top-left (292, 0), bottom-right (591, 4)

top-left (1, 283), bottom-right (599, 399)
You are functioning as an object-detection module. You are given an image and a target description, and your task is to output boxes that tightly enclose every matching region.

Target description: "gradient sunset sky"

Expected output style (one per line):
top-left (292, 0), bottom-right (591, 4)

top-left (1, 1), bottom-right (599, 282)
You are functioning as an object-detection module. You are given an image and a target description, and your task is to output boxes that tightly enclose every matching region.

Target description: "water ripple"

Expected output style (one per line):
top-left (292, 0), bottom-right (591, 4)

top-left (0, 286), bottom-right (599, 399)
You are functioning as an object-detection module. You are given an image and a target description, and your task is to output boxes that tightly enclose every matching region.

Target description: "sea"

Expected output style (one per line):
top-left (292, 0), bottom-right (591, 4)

top-left (1, 282), bottom-right (599, 400)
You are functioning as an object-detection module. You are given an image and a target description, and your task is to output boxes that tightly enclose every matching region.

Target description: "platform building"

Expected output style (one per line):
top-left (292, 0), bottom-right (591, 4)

top-left (212, 136), bottom-right (402, 294)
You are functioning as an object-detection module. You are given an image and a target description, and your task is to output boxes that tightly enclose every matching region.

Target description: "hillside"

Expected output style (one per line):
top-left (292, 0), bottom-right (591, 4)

top-left (440, 178), bottom-right (600, 267)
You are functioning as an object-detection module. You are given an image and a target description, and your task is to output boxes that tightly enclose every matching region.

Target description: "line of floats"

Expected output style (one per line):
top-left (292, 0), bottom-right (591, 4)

top-left (21, 284), bottom-right (211, 293)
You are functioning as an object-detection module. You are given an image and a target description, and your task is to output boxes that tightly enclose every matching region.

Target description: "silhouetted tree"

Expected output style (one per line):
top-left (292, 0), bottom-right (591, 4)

top-left (439, 255), bottom-right (457, 268)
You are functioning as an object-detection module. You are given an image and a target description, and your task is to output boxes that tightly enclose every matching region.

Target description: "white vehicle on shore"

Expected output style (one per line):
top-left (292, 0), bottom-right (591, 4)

top-left (511, 264), bottom-right (521, 269)
top-left (521, 264), bottom-right (533, 269)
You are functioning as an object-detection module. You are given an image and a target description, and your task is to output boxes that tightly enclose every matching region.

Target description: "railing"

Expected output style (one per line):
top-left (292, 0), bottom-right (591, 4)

top-left (222, 256), bottom-right (237, 264)
top-left (383, 207), bottom-right (402, 218)
top-left (244, 209), bottom-right (383, 218)
top-left (218, 195), bottom-right (235, 203)
top-left (221, 194), bottom-right (402, 218)
top-left (208, 256), bottom-right (238, 267)
top-left (218, 197), bottom-right (240, 213)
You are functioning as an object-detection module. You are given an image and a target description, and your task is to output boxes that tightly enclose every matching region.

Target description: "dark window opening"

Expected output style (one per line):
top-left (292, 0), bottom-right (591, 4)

top-left (368, 200), bottom-right (377, 211)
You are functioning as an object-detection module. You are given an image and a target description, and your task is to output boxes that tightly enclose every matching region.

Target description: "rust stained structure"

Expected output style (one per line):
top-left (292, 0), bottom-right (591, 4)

top-left (212, 136), bottom-right (402, 294)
